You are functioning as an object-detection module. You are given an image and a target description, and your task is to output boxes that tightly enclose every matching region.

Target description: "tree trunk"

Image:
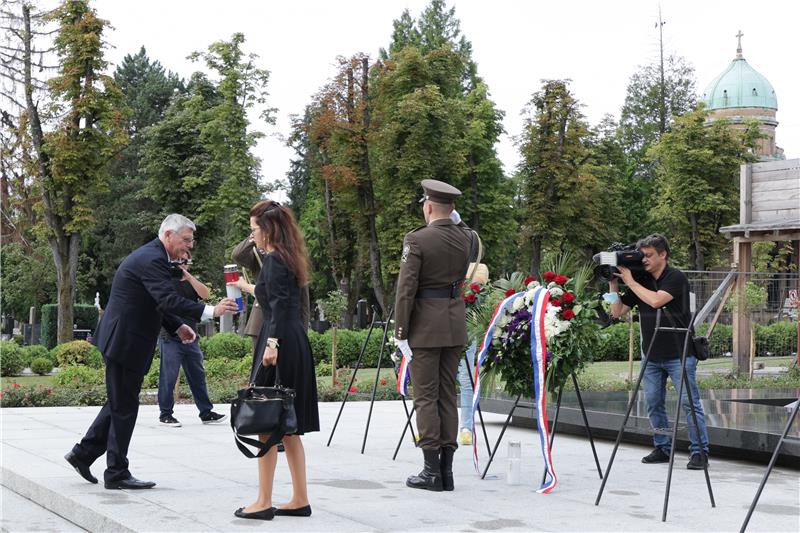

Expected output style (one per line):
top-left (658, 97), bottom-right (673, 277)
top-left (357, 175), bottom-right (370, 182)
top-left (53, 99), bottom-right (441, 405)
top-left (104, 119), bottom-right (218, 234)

top-left (51, 232), bottom-right (79, 344)
top-left (358, 57), bottom-right (387, 313)
top-left (689, 212), bottom-right (704, 271)
top-left (530, 235), bottom-right (542, 278)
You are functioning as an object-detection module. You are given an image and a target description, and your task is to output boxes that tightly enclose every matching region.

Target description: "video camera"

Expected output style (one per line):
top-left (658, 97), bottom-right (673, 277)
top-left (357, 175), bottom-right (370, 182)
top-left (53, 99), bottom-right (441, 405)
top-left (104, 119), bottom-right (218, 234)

top-left (592, 243), bottom-right (645, 283)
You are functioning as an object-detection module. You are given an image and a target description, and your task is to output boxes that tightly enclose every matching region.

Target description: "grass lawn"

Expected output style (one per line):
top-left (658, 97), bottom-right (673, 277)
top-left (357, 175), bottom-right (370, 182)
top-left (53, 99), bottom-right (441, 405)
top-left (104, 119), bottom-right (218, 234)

top-left (1, 375), bottom-right (56, 388)
top-left (316, 367), bottom-right (397, 390)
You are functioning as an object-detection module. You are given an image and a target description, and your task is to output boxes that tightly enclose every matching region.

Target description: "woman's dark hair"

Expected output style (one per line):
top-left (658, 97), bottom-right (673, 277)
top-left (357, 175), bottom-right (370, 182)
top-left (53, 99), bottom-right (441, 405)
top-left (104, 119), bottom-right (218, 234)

top-left (636, 233), bottom-right (670, 258)
top-left (250, 200), bottom-right (310, 287)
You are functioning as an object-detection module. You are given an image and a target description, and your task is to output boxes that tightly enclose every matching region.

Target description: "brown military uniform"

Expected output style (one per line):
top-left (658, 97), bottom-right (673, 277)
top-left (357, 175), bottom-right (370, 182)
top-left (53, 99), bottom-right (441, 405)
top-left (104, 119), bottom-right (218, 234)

top-left (232, 238), bottom-right (310, 336)
top-left (394, 214), bottom-right (473, 451)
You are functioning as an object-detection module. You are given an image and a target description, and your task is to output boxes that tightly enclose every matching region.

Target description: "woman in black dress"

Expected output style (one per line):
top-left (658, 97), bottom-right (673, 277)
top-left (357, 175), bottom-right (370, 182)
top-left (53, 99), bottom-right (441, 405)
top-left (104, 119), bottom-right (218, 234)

top-left (233, 200), bottom-right (319, 520)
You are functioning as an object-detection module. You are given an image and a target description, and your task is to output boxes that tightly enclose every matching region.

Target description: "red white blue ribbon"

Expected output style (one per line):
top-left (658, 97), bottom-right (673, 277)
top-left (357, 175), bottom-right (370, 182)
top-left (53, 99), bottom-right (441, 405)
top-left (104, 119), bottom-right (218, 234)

top-left (471, 286), bottom-right (558, 493)
top-left (397, 354), bottom-right (411, 396)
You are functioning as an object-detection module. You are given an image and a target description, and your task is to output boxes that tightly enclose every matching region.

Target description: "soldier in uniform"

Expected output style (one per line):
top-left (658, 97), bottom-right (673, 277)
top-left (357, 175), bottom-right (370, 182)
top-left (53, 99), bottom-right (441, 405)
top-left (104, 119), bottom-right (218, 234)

top-left (394, 179), bottom-right (475, 492)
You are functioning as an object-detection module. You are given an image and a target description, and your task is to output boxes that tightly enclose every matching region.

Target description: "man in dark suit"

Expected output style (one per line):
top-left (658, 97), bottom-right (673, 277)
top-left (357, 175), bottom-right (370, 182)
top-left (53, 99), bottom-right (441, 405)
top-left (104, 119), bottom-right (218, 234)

top-left (65, 214), bottom-right (239, 489)
top-left (394, 180), bottom-right (474, 492)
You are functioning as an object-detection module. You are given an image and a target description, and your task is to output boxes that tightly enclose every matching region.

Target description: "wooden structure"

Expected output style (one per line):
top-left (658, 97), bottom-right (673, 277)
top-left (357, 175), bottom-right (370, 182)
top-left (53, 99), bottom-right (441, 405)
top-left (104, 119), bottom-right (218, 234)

top-left (720, 158), bottom-right (800, 373)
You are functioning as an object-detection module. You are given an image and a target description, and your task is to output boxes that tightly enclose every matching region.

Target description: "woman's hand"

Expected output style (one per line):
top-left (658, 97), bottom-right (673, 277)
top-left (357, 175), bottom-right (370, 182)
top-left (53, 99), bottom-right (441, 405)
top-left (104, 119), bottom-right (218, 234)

top-left (262, 346), bottom-right (278, 366)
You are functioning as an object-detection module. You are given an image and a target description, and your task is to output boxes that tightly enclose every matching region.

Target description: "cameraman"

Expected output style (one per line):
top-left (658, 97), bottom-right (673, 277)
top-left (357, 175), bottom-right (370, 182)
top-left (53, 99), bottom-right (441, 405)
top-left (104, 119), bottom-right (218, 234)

top-left (608, 234), bottom-right (709, 470)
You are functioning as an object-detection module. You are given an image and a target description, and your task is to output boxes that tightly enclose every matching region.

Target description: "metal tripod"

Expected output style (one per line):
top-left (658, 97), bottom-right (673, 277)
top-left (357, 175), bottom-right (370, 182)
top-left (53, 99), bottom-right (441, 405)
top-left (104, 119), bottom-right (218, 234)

top-left (594, 308), bottom-right (715, 522)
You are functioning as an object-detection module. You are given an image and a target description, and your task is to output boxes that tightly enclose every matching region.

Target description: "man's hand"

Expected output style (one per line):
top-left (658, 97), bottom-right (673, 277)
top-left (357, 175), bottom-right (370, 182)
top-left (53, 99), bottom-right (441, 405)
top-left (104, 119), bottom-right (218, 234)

top-left (176, 324), bottom-right (197, 344)
top-left (262, 346), bottom-right (278, 367)
top-left (396, 339), bottom-right (413, 361)
top-left (213, 298), bottom-right (239, 317)
top-left (615, 266), bottom-right (636, 287)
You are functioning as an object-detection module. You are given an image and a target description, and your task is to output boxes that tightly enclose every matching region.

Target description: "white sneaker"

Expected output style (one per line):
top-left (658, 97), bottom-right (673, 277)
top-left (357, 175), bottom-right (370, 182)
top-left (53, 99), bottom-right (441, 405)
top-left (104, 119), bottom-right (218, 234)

top-left (458, 428), bottom-right (473, 445)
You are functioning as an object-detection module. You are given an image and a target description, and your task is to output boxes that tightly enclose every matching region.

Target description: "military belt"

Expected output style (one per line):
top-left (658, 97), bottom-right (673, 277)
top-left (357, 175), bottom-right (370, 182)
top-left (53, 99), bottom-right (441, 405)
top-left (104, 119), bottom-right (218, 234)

top-left (415, 284), bottom-right (460, 299)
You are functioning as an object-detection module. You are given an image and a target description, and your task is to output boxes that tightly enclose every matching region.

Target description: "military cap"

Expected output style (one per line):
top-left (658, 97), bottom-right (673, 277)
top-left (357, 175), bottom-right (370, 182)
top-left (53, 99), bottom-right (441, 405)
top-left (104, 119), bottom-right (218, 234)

top-left (418, 179), bottom-right (462, 204)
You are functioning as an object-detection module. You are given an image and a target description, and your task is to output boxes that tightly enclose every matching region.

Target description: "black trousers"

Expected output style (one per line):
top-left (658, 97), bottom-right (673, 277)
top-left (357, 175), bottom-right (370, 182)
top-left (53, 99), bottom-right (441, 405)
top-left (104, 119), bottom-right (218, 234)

top-left (72, 358), bottom-right (144, 482)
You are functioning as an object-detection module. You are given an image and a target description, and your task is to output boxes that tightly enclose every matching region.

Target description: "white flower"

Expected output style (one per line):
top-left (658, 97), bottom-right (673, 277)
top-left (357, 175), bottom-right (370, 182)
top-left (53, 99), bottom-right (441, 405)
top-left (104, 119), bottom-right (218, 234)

top-left (526, 280), bottom-right (540, 290)
top-left (548, 286), bottom-right (564, 298)
top-left (548, 281), bottom-right (558, 289)
top-left (512, 296), bottom-right (526, 312)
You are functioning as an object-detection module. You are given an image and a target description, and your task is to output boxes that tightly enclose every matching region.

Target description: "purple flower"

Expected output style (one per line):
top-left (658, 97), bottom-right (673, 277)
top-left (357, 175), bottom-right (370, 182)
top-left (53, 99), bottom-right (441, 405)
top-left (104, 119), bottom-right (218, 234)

top-left (546, 351), bottom-right (552, 363)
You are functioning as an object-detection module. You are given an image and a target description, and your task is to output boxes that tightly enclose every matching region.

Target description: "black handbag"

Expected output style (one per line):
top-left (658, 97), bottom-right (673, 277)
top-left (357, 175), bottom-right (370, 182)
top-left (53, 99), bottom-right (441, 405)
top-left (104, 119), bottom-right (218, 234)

top-left (230, 364), bottom-right (298, 458)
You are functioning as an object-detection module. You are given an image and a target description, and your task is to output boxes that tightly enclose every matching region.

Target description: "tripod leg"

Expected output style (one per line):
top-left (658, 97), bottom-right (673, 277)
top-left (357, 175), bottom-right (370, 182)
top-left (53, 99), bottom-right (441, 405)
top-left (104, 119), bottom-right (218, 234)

top-left (327, 315), bottom-right (377, 447)
top-left (572, 372), bottom-right (603, 479)
top-left (595, 356), bottom-right (649, 505)
top-left (661, 364), bottom-right (684, 522)
top-left (542, 386), bottom-right (563, 485)
top-left (482, 395), bottom-right (520, 479)
top-left (683, 365), bottom-right (715, 508)
top-left (362, 318), bottom-right (390, 454)
top-left (393, 405), bottom-right (417, 460)
top-left (740, 398), bottom-right (800, 533)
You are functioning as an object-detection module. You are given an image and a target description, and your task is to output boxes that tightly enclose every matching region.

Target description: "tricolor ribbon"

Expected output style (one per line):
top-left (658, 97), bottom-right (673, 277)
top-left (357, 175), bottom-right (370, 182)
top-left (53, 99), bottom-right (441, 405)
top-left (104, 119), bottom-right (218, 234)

top-left (471, 286), bottom-right (557, 493)
top-left (397, 355), bottom-right (411, 396)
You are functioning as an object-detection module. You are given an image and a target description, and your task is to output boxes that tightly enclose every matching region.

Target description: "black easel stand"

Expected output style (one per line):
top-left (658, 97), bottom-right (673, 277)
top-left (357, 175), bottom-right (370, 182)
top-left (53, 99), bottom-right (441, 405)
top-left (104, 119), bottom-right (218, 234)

top-left (478, 372), bottom-right (603, 480)
top-left (740, 395), bottom-right (800, 532)
top-left (327, 307), bottom-right (415, 454)
top-left (391, 349), bottom-right (492, 460)
top-left (594, 310), bottom-right (715, 522)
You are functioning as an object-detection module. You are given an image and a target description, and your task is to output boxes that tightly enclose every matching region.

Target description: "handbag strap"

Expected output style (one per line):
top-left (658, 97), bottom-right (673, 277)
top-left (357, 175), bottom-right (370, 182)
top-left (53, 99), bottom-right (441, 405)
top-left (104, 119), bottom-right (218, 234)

top-left (249, 359), bottom-right (281, 387)
top-left (230, 409), bottom-right (286, 458)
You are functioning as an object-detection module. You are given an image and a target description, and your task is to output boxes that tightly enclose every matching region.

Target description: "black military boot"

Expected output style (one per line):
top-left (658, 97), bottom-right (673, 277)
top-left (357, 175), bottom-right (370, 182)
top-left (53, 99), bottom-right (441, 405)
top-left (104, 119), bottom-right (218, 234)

top-left (406, 448), bottom-right (443, 491)
top-left (440, 446), bottom-right (455, 491)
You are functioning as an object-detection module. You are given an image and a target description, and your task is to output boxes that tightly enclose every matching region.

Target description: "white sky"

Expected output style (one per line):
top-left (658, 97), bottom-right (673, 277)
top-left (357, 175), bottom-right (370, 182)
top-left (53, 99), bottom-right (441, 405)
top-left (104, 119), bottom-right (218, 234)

top-left (93, 0), bottom-right (800, 194)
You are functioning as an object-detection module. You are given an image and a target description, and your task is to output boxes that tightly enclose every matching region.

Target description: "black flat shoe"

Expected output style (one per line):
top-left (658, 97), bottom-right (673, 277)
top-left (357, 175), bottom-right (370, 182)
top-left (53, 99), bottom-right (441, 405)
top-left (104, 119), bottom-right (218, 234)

top-left (234, 506), bottom-right (276, 520)
top-left (275, 505), bottom-right (312, 517)
top-left (64, 451), bottom-right (97, 484)
top-left (104, 476), bottom-right (156, 490)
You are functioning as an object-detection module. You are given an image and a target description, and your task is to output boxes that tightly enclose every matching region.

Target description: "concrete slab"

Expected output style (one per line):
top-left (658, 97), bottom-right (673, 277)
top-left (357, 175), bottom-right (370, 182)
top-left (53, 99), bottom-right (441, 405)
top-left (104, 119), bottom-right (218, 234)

top-left (1, 401), bottom-right (797, 532)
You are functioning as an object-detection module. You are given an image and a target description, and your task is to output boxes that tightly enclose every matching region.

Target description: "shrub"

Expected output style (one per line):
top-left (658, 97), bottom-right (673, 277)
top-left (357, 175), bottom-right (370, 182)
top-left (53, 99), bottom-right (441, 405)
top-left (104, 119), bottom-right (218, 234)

top-left (51, 340), bottom-right (103, 368)
top-left (23, 344), bottom-right (51, 367)
top-left (595, 322), bottom-right (639, 361)
top-left (204, 358), bottom-right (243, 381)
top-left (55, 364), bottom-right (104, 387)
top-left (695, 323), bottom-right (733, 357)
top-left (31, 357), bottom-right (54, 375)
top-left (308, 330), bottom-right (327, 364)
top-left (198, 335), bottom-right (210, 354)
top-left (315, 361), bottom-right (332, 377)
top-left (311, 328), bottom-right (389, 367)
top-left (205, 333), bottom-right (252, 360)
top-left (143, 358), bottom-right (160, 389)
top-left (755, 321), bottom-right (797, 357)
top-left (40, 303), bottom-right (99, 349)
top-left (0, 340), bottom-right (25, 376)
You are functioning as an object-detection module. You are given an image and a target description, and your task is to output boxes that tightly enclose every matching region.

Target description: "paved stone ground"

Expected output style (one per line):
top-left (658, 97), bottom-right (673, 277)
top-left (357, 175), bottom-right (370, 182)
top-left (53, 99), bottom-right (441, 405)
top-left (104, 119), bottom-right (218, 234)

top-left (1, 401), bottom-right (798, 532)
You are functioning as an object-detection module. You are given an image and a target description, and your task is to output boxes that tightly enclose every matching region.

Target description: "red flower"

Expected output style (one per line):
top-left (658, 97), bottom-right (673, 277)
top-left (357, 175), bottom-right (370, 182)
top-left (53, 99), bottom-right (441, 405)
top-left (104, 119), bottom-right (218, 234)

top-left (554, 275), bottom-right (569, 286)
top-left (0, 391), bottom-right (4, 398)
top-left (523, 276), bottom-right (536, 286)
top-left (380, 378), bottom-right (387, 386)
top-left (543, 271), bottom-right (556, 282)
top-left (349, 386), bottom-right (358, 393)
top-left (562, 309), bottom-right (576, 320)
top-left (464, 292), bottom-right (477, 303)
top-left (504, 288), bottom-right (517, 297)
top-left (47, 388), bottom-right (53, 395)
top-left (23, 396), bottom-right (29, 401)
top-left (550, 298), bottom-right (562, 307)
top-left (12, 383), bottom-right (20, 389)
top-left (470, 283), bottom-right (482, 292)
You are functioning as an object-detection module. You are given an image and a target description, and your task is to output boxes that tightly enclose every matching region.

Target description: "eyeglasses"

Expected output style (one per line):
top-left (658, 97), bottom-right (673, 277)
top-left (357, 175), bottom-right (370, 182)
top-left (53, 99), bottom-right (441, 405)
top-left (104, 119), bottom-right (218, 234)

top-left (181, 236), bottom-right (194, 244)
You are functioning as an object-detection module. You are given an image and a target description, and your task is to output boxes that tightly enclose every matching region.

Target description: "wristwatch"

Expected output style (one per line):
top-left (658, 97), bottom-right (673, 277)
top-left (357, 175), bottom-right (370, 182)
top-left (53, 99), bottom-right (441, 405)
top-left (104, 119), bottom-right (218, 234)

top-left (266, 338), bottom-right (280, 349)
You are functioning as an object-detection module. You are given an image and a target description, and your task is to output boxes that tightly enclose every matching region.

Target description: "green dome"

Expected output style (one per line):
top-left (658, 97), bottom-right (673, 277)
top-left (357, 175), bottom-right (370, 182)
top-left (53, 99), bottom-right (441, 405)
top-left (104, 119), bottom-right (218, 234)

top-left (702, 55), bottom-right (777, 110)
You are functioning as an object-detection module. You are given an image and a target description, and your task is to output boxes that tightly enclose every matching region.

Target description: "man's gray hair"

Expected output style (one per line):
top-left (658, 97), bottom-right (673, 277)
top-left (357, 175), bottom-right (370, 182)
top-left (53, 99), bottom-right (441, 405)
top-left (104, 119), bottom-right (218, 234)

top-left (158, 214), bottom-right (196, 237)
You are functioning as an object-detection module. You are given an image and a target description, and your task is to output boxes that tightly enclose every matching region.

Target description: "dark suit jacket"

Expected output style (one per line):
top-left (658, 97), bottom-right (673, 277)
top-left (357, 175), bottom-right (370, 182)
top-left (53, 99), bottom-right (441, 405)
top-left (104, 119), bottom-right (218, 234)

top-left (94, 239), bottom-right (205, 375)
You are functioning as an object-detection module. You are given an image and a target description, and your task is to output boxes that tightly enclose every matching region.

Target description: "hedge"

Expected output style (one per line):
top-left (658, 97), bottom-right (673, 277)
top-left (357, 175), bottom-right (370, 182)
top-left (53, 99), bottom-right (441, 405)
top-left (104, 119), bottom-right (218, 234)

top-left (31, 357), bottom-right (54, 375)
top-left (23, 344), bottom-right (51, 367)
top-left (204, 333), bottom-right (252, 360)
top-left (754, 321), bottom-right (798, 357)
top-left (307, 328), bottom-right (390, 367)
top-left (40, 304), bottom-right (99, 349)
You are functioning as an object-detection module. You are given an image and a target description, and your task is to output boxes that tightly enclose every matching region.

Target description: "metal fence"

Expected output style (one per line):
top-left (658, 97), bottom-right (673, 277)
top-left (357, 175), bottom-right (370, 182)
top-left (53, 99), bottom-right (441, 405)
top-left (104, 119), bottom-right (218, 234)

top-left (686, 270), bottom-right (798, 358)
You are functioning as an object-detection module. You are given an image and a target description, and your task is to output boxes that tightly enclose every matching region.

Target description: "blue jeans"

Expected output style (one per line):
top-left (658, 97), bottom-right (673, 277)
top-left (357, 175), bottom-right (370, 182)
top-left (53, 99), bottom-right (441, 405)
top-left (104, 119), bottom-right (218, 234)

top-left (642, 355), bottom-right (709, 456)
top-left (158, 337), bottom-right (214, 418)
top-left (458, 343), bottom-right (477, 430)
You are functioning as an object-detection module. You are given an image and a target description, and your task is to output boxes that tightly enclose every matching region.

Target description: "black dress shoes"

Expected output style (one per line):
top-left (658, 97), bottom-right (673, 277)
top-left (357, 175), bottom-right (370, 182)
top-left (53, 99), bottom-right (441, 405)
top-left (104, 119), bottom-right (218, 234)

top-left (64, 451), bottom-right (97, 484)
top-left (275, 505), bottom-right (312, 517)
top-left (234, 507), bottom-right (276, 520)
top-left (104, 476), bottom-right (156, 490)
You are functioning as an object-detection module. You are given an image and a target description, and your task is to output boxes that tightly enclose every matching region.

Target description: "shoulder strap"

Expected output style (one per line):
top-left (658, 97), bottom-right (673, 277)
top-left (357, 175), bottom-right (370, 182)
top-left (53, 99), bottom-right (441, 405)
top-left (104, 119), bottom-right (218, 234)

top-left (230, 411), bottom-right (286, 458)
